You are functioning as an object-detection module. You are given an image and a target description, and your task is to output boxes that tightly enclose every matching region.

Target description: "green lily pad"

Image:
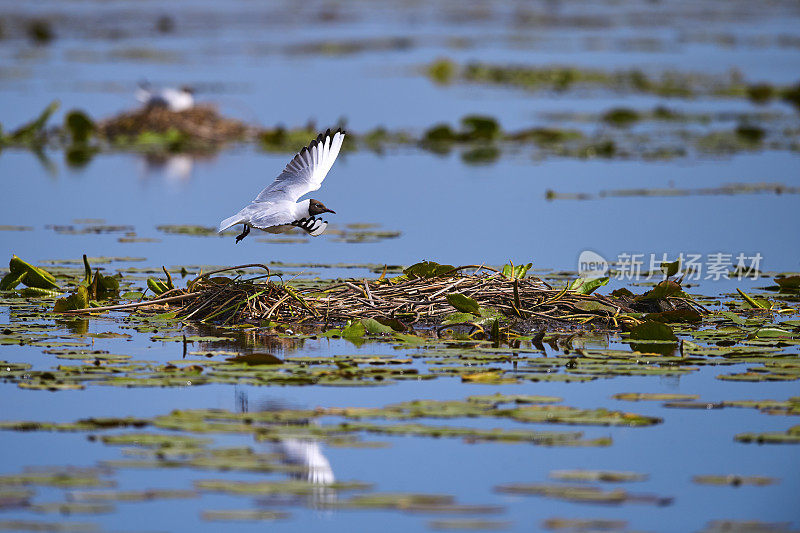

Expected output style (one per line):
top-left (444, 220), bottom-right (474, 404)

top-left (446, 293), bottom-right (480, 315)
top-left (629, 321), bottom-right (678, 342)
top-left (569, 277), bottom-right (609, 295)
top-left (645, 308), bottom-right (702, 324)
top-left (775, 276), bottom-right (800, 290)
top-left (53, 287), bottom-right (89, 313)
top-left (404, 261), bottom-right (456, 279)
top-left (2, 255), bottom-right (59, 291)
top-left (442, 312), bottom-right (478, 325)
top-left (361, 318), bottom-right (394, 335)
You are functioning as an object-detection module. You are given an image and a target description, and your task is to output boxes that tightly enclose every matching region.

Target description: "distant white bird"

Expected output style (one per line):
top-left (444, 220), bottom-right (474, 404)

top-left (218, 129), bottom-right (345, 243)
top-left (136, 82), bottom-right (194, 112)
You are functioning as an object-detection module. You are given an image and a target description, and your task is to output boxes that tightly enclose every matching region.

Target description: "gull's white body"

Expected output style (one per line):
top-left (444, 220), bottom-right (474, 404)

top-left (136, 85), bottom-right (194, 112)
top-left (218, 129), bottom-right (345, 237)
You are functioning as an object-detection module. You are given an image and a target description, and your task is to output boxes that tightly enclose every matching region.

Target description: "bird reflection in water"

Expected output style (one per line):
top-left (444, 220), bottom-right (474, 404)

top-left (236, 392), bottom-right (337, 509)
top-left (140, 153), bottom-right (195, 183)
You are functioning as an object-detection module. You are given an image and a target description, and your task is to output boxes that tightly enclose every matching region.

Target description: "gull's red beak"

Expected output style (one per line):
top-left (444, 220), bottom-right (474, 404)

top-left (324, 208), bottom-right (336, 214)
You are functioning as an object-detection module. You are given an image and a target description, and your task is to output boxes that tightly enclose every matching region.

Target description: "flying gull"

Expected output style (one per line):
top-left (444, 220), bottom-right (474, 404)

top-left (218, 129), bottom-right (345, 243)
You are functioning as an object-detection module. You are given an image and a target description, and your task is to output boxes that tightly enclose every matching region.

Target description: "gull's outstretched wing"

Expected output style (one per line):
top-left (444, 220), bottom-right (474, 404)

top-left (254, 129), bottom-right (345, 203)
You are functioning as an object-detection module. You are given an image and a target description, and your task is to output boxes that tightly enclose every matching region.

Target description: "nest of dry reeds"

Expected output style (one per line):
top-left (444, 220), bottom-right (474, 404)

top-left (168, 265), bottom-right (641, 330)
top-left (99, 104), bottom-right (250, 144)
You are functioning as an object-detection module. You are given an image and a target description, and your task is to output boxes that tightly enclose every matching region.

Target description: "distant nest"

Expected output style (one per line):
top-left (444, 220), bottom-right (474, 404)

top-left (99, 104), bottom-right (250, 145)
top-left (169, 266), bottom-right (683, 332)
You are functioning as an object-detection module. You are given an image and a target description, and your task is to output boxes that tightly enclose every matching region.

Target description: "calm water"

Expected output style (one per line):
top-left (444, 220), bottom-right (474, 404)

top-left (1, 1), bottom-right (799, 532)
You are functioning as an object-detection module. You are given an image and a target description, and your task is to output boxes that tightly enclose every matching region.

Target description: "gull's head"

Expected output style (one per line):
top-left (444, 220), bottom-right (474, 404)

top-left (179, 85), bottom-right (195, 95)
top-left (308, 199), bottom-right (335, 216)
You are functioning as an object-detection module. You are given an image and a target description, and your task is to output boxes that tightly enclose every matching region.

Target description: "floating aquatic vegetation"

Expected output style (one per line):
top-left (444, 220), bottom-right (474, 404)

top-left (201, 510), bottom-right (289, 522)
top-left (0, 226), bottom-right (34, 232)
top-left (0, 469), bottom-right (113, 489)
top-left (602, 108), bottom-right (641, 127)
top-left (700, 521), bottom-right (797, 533)
top-left (403, 503), bottom-right (504, 515)
top-left (156, 224), bottom-right (231, 237)
top-left (494, 483), bottom-right (672, 506)
top-left (0, 520), bottom-right (98, 532)
top-left (67, 489), bottom-right (196, 502)
top-left (194, 479), bottom-right (371, 496)
top-left (735, 425), bottom-right (800, 444)
top-left (692, 475), bottom-right (777, 487)
top-left (428, 519), bottom-right (512, 531)
top-left (30, 502), bottom-right (115, 515)
top-left (542, 518), bottom-right (629, 530)
top-left (52, 255), bottom-right (119, 312)
top-left (0, 488), bottom-right (33, 510)
top-left (548, 470), bottom-right (648, 483)
top-left (285, 36), bottom-right (413, 56)
top-left (612, 393), bottom-right (699, 402)
top-left (0, 101), bottom-right (59, 147)
top-left (341, 492), bottom-right (455, 509)
top-left (0, 255), bottom-right (59, 291)
top-left (425, 59), bottom-right (800, 108)
top-left (545, 182), bottom-right (800, 201)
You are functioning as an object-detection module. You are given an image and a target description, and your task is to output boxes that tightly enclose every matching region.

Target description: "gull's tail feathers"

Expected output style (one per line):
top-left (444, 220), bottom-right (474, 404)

top-left (218, 214), bottom-right (244, 233)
